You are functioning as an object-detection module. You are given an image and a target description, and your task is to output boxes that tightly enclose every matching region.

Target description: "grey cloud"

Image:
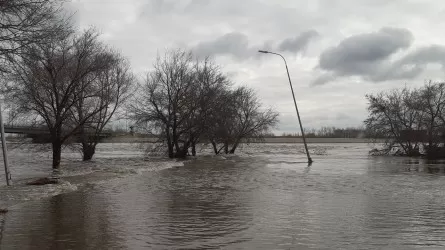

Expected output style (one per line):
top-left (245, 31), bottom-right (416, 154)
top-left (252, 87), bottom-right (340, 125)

top-left (192, 32), bottom-right (253, 60)
top-left (375, 45), bottom-right (445, 81)
top-left (313, 42), bottom-right (445, 85)
top-left (278, 30), bottom-right (319, 53)
top-left (397, 45), bottom-right (445, 66)
top-left (335, 113), bottom-right (352, 120)
top-left (312, 74), bottom-right (336, 86)
top-left (142, 0), bottom-right (181, 15)
top-left (192, 30), bottom-right (319, 60)
top-left (313, 27), bottom-right (415, 85)
top-left (319, 27), bottom-right (413, 75)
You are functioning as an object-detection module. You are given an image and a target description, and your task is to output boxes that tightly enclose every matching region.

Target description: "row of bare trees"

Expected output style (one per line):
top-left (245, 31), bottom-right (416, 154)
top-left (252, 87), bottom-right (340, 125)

top-left (128, 50), bottom-right (279, 158)
top-left (1, 1), bottom-right (134, 168)
top-left (365, 81), bottom-right (445, 159)
top-left (0, 2), bottom-right (278, 168)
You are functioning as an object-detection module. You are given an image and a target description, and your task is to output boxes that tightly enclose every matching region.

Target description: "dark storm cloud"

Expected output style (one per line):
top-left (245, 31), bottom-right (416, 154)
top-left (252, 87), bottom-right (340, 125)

top-left (278, 30), bottom-right (319, 53)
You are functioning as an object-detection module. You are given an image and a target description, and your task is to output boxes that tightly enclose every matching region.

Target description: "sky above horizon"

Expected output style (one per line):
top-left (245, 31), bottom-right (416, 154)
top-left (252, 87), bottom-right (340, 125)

top-left (67, 0), bottom-right (445, 133)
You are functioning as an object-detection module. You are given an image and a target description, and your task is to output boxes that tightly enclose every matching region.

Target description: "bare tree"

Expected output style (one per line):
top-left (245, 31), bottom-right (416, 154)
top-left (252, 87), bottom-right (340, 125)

top-left (129, 50), bottom-right (196, 158)
top-left (70, 53), bottom-right (134, 160)
top-left (9, 28), bottom-right (116, 168)
top-left (0, 0), bottom-right (68, 74)
top-left (129, 49), bottom-right (279, 157)
top-left (365, 84), bottom-right (431, 156)
top-left (365, 87), bottom-right (424, 155)
top-left (207, 89), bottom-right (240, 154)
top-left (418, 82), bottom-right (445, 157)
top-left (208, 86), bottom-right (279, 154)
top-left (182, 58), bottom-right (230, 156)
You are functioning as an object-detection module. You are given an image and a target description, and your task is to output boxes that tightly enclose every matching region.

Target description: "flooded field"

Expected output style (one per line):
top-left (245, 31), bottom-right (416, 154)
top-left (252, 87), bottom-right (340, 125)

top-left (0, 143), bottom-right (444, 249)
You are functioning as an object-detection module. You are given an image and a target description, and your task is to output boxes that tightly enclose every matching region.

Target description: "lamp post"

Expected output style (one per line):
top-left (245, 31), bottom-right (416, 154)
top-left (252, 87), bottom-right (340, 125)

top-left (258, 50), bottom-right (313, 164)
top-left (0, 101), bottom-right (11, 185)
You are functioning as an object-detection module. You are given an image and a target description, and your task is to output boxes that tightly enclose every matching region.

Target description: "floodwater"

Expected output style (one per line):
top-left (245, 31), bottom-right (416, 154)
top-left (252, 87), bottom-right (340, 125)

top-left (0, 143), bottom-right (445, 249)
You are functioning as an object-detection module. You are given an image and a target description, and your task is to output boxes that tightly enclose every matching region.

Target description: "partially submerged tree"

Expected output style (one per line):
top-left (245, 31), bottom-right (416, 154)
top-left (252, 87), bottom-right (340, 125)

top-left (10, 28), bottom-right (117, 168)
top-left (418, 82), bottom-right (445, 156)
top-left (365, 81), bottom-right (445, 158)
top-left (129, 50), bottom-right (196, 158)
top-left (365, 87), bottom-right (424, 156)
top-left (70, 53), bottom-right (134, 160)
top-left (129, 49), bottom-right (279, 158)
top-left (205, 88), bottom-right (236, 154)
top-left (181, 58), bottom-right (230, 156)
top-left (208, 86), bottom-right (279, 154)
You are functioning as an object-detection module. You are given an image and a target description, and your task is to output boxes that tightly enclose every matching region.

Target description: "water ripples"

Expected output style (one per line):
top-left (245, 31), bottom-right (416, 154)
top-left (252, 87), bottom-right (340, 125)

top-left (1, 143), bottom-right (445, 249)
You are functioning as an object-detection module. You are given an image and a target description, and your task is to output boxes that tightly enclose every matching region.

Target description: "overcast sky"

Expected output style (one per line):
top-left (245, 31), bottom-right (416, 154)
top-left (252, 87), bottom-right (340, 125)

top-left (67, 0), bottom-right (445, 134)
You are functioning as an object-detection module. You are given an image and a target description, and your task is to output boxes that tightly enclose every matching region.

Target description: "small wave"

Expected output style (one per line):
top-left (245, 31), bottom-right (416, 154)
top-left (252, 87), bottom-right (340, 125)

top-left (268, 160), bottom-right (307, 165)
top-left (0, 179), bottom-right (79, 209)
top-left (0, 158), bottom-right (184, 210)
top-left (99, 160), bottom-right (185, 175)
top-left (34, 180), bottom-right (79, 198)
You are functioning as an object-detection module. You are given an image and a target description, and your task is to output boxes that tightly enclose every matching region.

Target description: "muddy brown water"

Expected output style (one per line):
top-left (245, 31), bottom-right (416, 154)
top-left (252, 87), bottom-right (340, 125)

top-left (0, 143), bottom-right (444, 249)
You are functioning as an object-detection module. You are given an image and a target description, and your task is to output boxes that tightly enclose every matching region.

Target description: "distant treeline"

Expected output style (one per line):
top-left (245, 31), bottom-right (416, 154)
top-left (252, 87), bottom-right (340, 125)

top-left (264, 127), bottom-right (372, 138)
top-left (106, 126), bottom-right (376, 139)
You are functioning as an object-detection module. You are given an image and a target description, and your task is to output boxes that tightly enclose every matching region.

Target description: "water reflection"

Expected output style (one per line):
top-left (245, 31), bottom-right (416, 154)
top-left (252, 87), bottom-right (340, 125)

top-left (0, 215), bottom-right (5, 245)
top-left (0, 187), bottom-right (124, 249)
top-left (150, 158), bottom-right (255, 249)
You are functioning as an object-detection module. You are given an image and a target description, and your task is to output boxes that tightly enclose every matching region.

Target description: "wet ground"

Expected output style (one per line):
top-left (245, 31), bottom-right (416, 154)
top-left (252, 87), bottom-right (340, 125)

top-left (0, 143), bottom-right (444, 249)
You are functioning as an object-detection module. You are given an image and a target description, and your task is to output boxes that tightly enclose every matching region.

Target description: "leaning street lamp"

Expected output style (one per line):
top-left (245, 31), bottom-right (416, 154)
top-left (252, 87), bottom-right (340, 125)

top-left (258, 50), bottom-right (313, 164)
top-left (0, 100), bottom-right (11, 185)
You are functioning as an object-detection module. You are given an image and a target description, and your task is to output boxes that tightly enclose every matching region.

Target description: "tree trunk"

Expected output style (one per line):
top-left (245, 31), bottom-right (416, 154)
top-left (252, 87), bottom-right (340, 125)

top-left (224, 142), bottom-right (229, 154)
top-left (229, 139), bottom-right (240, 154)
top-left (229, 144), bottom-right (238, 154)
top-left (167, 144), bottom-right (174, 158)
top-left (174, 141), bottom-right (191, 158)
top-left (191, 142), bottom-right (196, 156)
top-left (173, 128), bottom-right (181, 155)
top-left (52, 140), bottom-right (62, 169)
top-left (211, 140), bottom-right (218, 155)
top-left (166, 129), bottom-right (174, 158)
top-left (174, 148), bottom-right (188, 158)
top-left (82, 143), bottom-right (96, 161)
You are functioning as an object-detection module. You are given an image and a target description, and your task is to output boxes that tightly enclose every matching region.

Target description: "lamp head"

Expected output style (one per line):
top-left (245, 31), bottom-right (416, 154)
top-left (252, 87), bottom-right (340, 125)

top-left (258, 50), bottom-right (269, 54)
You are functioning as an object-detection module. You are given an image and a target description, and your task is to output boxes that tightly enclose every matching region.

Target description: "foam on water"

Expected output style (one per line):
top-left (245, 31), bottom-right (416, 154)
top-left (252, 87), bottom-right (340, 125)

top-left (0, 143), bottom-right (188, 209)
top-left (0, 179), bottom-right (78, 209)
